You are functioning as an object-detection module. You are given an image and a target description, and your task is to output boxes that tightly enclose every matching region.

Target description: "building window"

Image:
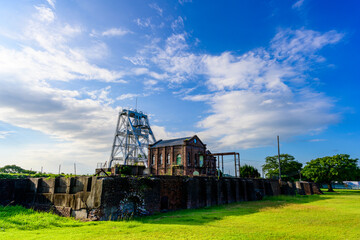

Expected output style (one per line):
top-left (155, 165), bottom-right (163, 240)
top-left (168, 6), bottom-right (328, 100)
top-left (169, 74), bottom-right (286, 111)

top-left (167, 154), bottom-right (170, 165)
top-left (159, 154), bottom-right (163, 165)
top-left (187, 152), bottom-right (191, 166)
top-left (152, 155), bottom-right (155, 165)
top-left (194, 154), bottom-right (198, 166)
top-left (176, 154), bottom-right (181, 165)
top-left (194, 139), bottom-right (197, 143)
top-left (199, 155), bottom-right (204, 167)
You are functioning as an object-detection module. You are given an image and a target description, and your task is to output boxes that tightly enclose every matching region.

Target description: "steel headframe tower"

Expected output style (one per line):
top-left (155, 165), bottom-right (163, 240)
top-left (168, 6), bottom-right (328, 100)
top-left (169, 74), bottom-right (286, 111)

top-left (109, 109), bottom-right (156, 168)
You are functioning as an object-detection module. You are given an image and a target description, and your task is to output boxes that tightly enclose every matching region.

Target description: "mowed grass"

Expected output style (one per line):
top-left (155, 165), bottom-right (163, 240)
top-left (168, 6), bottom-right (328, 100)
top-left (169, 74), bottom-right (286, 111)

top-left (0, 189), bottom-right (359, 240)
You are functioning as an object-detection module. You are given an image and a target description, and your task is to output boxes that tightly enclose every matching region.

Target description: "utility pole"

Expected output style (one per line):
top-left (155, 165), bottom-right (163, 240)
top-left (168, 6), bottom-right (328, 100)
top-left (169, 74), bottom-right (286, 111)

top-left (217, 155), bottom-right (220, 178)
top-left (221, 155), bottom-right (224, 175)
top-left (74, 163), bottom-right (76, 176)
top-left (277, 135), bottom-right (281, 181)
top-left (238, 153), bottom-right (241, 178)
top-left (58, 164), bottom-right (61, 175)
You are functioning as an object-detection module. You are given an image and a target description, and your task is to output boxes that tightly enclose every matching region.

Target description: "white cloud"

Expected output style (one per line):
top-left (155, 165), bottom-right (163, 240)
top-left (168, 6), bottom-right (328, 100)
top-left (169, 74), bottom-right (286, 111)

top-left (270, 29), bottom-right (343, 62)
top-left (148, 33), bottom-right (204, 83)
top-left (149, 3), bottom-right (163, 16)
top-left (0, 3), bottom-right (130, 172)
top-left (137, 28), bottom-right (342, 150)
top-left (0, 1), bottom-right (344, 172)
top-left (0, 131), bottom-right (13, 139)
top-left (151, 125), bottom-right (194, 141)
top-left (309, 139), bottom-right (327, 142)
top-left (171, 16), bottom-right (184, 31)
top-left (124, 56), bottom-right (148, 66)
top-left (144, 79), bottom-right (158, 86)
top-left (34, 5), bottom-right (55, 22)
top-left (75, 41), bottom-right (109, 60)
top-left (0, 10), bottom-right (125, 83)
top-left (292, 0), bottom-right (304, 9)
top-left (135, 18), bottom-right (152, 28)
top-left (132, 67), bottom-right (169, 80)
top-left (178, 0), bottom-right (192, 5)
top-left (45, 0), bottom-right (56, 9)
top-left (0, 46), bottom-right (125, 83)
top-left (116, 93), bottom-right (139, 101)
top-left (203, 51), bottom-right (293, 92)
top-left (194, 90), bottom-right (337, 150)
top-left (102, 28), bottom-right (130, 37)
top-left (86, 86), bottom-right (114, 105)
top-left (187, 29), bottom-right (341, 150)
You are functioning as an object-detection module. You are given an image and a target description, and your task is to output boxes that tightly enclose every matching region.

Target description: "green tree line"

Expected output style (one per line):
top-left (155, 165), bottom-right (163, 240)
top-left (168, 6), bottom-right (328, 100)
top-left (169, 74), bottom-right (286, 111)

top-left (262, 153), bottom-right (360, 192)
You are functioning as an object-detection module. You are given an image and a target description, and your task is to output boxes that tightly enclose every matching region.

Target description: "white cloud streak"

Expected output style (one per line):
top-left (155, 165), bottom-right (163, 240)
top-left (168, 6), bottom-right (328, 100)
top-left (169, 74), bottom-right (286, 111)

top-left (149, 3), bottom-right (163, 16)
top-left (117, 93), bottom-right (140, 101)
top-left (0, 131), bottom-right (13, 139)
top-left (292, 0), bottom-right (305, 9)
top-left (46, 0), bottom-right (56, 9)
top-left (135, 18), bottom-right (152, 28)
top-left (102, 28), bottom-right (130, 37)
top-left (178, 0), bottom-right (192, 5)
top-left (34, 5), bottom-right (55, 22)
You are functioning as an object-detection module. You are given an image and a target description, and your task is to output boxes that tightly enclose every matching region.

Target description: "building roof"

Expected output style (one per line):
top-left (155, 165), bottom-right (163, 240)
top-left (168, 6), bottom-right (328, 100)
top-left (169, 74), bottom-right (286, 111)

top-left (150, 136), bottom-right (192, 148)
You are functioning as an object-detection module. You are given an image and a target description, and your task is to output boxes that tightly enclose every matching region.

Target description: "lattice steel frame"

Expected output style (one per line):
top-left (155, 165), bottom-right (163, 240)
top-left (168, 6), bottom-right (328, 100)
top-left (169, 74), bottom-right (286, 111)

top-left (109, 109), bottom-right (156, 168)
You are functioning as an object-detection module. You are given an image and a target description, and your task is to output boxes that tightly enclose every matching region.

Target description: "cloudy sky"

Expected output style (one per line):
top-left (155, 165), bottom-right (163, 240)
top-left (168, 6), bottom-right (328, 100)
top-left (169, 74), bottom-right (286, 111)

top-left (0, 0), bottom-right (359, 174)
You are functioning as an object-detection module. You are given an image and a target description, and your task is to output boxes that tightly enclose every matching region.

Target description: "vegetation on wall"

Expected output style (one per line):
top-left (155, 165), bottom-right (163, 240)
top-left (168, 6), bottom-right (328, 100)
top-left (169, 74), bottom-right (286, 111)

top-left (0, 164), bottom-right (82, 179)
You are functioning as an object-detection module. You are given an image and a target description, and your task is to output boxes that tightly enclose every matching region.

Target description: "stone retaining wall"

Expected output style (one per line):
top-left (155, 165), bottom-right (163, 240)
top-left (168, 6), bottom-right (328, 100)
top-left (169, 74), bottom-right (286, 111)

top-left (0, 176), bottom-right (321, 220)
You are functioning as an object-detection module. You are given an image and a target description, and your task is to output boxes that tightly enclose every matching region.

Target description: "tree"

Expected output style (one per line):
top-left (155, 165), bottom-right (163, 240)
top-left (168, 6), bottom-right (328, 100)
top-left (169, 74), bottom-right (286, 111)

top-left (302, 154), bottom-right (358, 192)
top-left (356, 166), bottom-right (360, 180)
top-left (239, 164), bottom-right (260, 178)
top-left (262, 154), bottom-right (302, 181)
top-left (0, 164), bottom-right (36, 174)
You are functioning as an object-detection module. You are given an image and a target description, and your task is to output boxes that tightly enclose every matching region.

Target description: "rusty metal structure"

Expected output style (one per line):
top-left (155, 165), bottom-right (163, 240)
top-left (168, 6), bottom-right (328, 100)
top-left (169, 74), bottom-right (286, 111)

top-left (108, 109), bottom-right (156, 168)
top-left (209, 152), bottom-right (241, 177)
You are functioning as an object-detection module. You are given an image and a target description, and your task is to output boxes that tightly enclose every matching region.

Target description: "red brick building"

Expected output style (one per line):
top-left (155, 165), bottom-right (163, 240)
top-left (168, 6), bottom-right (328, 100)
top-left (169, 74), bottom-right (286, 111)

top-left (148, 135), bottom-right (217, 176)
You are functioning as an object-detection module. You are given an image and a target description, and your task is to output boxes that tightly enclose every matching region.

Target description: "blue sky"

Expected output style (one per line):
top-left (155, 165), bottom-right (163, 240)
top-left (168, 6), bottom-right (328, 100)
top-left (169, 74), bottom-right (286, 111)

top-left (0, 0), bottom-right (359, 174)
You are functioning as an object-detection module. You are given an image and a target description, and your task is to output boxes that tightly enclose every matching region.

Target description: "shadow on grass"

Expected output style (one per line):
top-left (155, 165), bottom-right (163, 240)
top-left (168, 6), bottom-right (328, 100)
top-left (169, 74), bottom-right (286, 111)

top-left (2, 191), bottom-right (349, 228)
top-left (136, 194), bottom-right (329, 226)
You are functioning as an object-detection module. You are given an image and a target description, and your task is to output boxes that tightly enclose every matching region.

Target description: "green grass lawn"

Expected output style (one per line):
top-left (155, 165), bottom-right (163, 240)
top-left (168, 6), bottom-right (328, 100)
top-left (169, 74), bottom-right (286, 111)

top-left (1, 189), bottom-right (359, 240)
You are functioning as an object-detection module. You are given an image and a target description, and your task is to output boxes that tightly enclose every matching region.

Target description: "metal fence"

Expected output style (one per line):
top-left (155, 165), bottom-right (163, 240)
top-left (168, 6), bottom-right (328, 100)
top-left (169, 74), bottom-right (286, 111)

top-left (322, 181), bottom-right (360, 190)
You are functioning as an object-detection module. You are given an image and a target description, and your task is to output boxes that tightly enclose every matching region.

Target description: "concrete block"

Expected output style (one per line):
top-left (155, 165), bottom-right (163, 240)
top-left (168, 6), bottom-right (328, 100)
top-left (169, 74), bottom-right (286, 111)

top-left (54, 206), bottom-right (72, 217)
top-left (270, 180), bottom-right (281, 196)
top-left (303, 182), bottom-right (313, 195)
top-left (311, 183), bottom-right (323, 195)
top-left (71, 209), bottom-right (88, 219)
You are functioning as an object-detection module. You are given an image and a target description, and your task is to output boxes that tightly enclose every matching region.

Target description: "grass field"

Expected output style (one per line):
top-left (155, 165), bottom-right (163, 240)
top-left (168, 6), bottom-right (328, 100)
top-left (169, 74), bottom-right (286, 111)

top-left (0, 189), bottom-right (359, 240)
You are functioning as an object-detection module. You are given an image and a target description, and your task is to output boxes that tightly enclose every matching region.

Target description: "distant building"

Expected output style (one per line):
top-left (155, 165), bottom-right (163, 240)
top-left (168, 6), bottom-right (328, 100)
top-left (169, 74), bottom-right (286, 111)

top-left (148, 135), bottom-right (217, 176)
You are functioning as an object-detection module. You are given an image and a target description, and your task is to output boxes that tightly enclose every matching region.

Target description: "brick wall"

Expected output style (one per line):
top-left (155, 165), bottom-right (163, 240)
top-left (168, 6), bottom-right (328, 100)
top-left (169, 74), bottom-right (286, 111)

top-left (0, 176), bottom-right (321, 221)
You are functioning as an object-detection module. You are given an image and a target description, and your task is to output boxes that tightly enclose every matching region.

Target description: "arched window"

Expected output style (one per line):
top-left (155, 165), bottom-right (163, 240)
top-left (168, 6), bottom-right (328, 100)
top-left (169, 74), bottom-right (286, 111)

top-left (199, 155), bottom-right (204, 167)
top-left (159, 154), bottom-right (163, 165)
top-left (194, 154), bottom-right (198, 166)
top-left (167, 154), bottom-right (170, 164)
top-left (176, 154), bottom-right (182, 165)
top-left (152, 155), bottom-right (155, 165)
top-left (187, 152), bottom-right (191, 166)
